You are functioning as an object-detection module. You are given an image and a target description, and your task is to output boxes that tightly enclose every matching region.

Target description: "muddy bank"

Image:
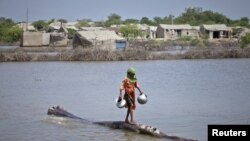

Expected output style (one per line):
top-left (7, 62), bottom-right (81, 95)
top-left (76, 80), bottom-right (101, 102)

top-left (1, 46), bottom-right (250, 62)
top-left (1, 39), bottom-right (250, 62)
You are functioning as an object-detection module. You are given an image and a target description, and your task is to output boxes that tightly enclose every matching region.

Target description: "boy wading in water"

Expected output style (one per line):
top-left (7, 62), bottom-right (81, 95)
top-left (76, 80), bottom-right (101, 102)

top-left (119, 67), bottom-right (143, 124)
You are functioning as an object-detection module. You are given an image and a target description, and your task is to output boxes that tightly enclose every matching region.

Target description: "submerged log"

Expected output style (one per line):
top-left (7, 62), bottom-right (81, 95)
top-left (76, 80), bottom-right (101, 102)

top-left (47, 105), bottom-right (197, 141)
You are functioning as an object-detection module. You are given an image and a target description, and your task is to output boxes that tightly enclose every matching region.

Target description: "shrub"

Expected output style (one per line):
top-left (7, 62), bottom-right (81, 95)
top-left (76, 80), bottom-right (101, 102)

top-left (240, 33), bottom-right (250, 49)
top-left (0, 26), bottom-right (22, 43)
top-left (119, 24), bottom-right (144, 39)
top-left (32, 20), bottom-right (48, 31)
top-left (178, 36), bottom-right (192, 41)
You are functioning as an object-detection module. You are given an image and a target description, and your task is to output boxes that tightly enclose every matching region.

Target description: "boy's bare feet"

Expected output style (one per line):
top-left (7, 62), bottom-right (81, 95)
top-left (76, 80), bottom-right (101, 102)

top-left (130, 120), bottom-right (136, 125)
top-left (125, 120), bottom-right (130, 124)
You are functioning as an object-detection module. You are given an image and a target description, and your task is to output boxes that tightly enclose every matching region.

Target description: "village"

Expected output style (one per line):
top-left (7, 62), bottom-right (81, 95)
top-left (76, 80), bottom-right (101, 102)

top-left (19, 21), bottom-right (250, 51)
top-left (1, 7), bottom-right (250, 61)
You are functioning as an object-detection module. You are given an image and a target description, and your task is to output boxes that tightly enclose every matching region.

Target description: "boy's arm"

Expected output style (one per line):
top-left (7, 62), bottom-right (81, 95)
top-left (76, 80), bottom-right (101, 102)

top-left (135, 81), bottom-right (143, 95)
top-left (119, 80), bottom-right (124, 98)
top-left (119, 88), bottom-right (123, 98)
top-left (136, 86), bottom-right (143, 95)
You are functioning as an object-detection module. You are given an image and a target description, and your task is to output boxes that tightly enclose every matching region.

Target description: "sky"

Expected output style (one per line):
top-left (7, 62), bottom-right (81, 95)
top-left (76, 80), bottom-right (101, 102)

top-left (0, 0), bottom-right (250, 22)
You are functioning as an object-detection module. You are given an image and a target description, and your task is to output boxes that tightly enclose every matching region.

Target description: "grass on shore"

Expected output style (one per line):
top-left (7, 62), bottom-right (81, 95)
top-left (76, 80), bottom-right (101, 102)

top-left (1, 46), bottom-right (250, 62)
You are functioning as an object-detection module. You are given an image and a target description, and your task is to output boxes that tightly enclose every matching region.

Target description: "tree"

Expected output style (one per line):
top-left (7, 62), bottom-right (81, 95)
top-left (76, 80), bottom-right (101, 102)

top-left (4, 26), bottom-right (22, 42)
top-left (76, 20), bottom-right (90, 28)
top-left (0, 17), bottom-right (21, 43)
top-left (153, 17), bottom-right (163, 25)
top-left (105, 13), bottom-right (122, 27)
top-left (0, 17), bottom-right (15, 28)
top-left (119, 24), bottom-right (143, 39)
top-left (32, 20), bottom-right (48, 31)
top-left (57, 19), bottom-right (67, 23)
top-left (94, 21), bottom-right (105, 27)
top-left (230, 17), bottom-right (249, 27)
top-left (140, 17), bottom-right (155, 25)
top-left (67, 28), bottom-right (76, 39)
top-left (238, 17), bottom-right (249, 27)
top-left (123, 18), bottom-right (139, 24)
top-left (240, 33), bottom-right (250, 49)
top-left (174, 7), bottom-right (231, 26)
top-left (47, 19), bottom-right (55, 25)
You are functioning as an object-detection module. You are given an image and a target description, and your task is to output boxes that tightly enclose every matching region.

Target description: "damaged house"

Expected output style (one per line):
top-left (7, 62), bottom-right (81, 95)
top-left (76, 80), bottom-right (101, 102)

top-left (156, 24), bottom-right (199, 40)
top-left (21, 25), bottom-right (68, 47)
top-left (147, 26), bottom-right (157, 39)
top-left (21, 31), bottom-right (50, 47)
top-left (49, 26), bottom-right (69, 47)
top-left (73, 30), bottom-right (126, 50)
top-left (200, 24), bottom-right (231, 39)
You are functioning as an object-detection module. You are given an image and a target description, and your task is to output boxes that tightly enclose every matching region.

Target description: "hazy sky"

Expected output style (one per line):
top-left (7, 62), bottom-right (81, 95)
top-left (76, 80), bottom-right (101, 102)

top-left (0, 0), bottom-right (250, 22)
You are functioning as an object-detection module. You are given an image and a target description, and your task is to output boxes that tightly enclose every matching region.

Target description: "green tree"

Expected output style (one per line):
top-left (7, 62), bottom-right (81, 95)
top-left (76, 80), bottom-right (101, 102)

top-left (0, 17), bottom-right (15, 28)
top-left (76, 19), bottom-right (92, 27)
top-left (76, 21), bottom-right (90, 28)
top-left (32, 20), bottom-right (48, 31)
top-left (153, 17), bottom-right (163, 25)
top-left (67, 28), bottom-right (76, 39)
top-left (119, 24), bottom-right (143, 38)
top-left (0, 17), bottom-right (22, 43)
top-left (140, 17), bottom-right (155, 25)
top-left (0, 26), bottom-right (22, 43)
top-left (230, 17), bottom-right (249, 27)
top-left (57, 19), bottom-right (67, 23)
top-left (240, 33), bottom-right (250, 49)
top-left (174, 7), bottom-right (231, 25)
top-left (47, 18), bottom-right (55, 25)
top-left (94, 21), bottom-right (105, 27)
top-left (162, 15), bottom-right (174, 24)
top-left (105, 13), bottom-right (122, 27)
top-left (123, 18), bottom-right (139, 24)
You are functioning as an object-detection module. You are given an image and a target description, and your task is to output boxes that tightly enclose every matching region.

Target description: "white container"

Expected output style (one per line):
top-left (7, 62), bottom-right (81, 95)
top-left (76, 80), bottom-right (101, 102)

top-left (137, 93), bottom-right (148, 104)
top-left (115, 97), bottom-right (126, 108)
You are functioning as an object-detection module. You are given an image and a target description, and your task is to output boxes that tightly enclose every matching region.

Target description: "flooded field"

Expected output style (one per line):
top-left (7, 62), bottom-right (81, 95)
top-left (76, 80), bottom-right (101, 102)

top-left (0, 59), bottom-right (250, 141)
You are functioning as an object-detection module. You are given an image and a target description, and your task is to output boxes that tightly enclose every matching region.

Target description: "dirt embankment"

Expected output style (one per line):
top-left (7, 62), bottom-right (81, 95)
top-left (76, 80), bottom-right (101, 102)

top-left (0, 40), bottom-right (250, 62)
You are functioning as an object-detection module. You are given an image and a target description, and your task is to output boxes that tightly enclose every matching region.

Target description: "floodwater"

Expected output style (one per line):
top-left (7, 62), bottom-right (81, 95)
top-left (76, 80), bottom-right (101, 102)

top-left (0, 59), bottom-right (250, 141)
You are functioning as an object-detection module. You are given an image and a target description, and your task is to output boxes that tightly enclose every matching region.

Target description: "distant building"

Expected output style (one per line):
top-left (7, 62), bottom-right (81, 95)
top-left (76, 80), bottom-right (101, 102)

top-left (73, 30), bottom-right (126, 50)
top-left (200, 24), bottom-right (231, 39)
top-left (48, 22), bottom-right (68, 32)
top-left (147, 26), bottom-right (157, 39)
top-left (65, 22), bottom-right (79, 30)
top-left (50, 27), bottom-right (69, 47)
top-left (21, 32), bottom-right (50, 47)
top-left (231, 26), bottom-right (250, 39)
top-left (156, 24), bottom-right (199, 40)
top-left (21, 27), bottom-right (68, 47)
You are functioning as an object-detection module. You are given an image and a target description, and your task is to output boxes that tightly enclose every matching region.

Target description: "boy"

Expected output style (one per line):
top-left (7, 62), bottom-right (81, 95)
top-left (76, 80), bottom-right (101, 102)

top-left (119, 67), bottom-right (143, 124)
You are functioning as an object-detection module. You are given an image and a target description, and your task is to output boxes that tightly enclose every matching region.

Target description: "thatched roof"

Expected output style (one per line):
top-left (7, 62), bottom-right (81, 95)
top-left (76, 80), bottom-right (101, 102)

top-left (202, 24), bottom-right (231, 31)
top-left (77, 30), bottom-right (124, 41)
top-left (159, 24), bottom-right (192, 30)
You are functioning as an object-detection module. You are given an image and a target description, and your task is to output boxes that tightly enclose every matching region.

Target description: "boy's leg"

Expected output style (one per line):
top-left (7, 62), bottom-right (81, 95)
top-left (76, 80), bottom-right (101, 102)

top-left (125, 108), bottom-right (130, 123)
top-left (130, 108), bottom-right (136, 124)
